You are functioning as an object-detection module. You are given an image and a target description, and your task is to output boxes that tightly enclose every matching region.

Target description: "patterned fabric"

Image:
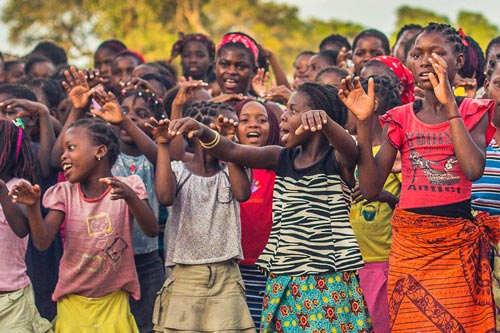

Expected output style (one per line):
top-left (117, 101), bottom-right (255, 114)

top-left (260, 271), bottom-right (373, 333)
top-left (472, 140), bottom-right (500, 215)
top-left (371, 55), bottom-right (415, 105)
top-left (380, 98), bottom-right (496, 209)
top-left (257, 147), bottom-right (364, 276)
top-left (388, 208), bottom-right (499, 332)
top-left (240, 264), bottom-right (268, 328)
top-left (217, 32), bottom-right (259, 65)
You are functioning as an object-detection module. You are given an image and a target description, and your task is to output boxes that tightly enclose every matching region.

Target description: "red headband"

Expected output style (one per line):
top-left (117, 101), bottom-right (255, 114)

top-left (217, 33), bottom-right (259, 66)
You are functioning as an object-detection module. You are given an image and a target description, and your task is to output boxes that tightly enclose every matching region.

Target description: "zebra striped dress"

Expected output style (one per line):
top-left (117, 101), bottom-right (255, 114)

top-left (256, 147), bottom-right (364, 276)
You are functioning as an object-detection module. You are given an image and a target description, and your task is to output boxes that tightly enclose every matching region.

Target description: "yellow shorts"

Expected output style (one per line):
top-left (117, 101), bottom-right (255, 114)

top-left (54, 290), bottom-right (138, 333)
top-left (0, 283), bottom-right (53, 333)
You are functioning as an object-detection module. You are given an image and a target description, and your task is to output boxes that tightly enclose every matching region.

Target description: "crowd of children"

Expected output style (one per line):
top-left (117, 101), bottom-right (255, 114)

top-left (0, 19), bottom-right (500, 333)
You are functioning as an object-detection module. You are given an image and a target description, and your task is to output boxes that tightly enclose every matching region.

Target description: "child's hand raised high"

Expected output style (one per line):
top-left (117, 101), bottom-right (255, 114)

top-left (211, 114), bottom-right (238, 142)
top-left (295, 110), bottom-right (328, 135)
top-left (174, 77), bottom-right (209, 107)
top-left (168, 117), bottom-right (204, 139)
top-left (62, 66), bottom-right (95, 110)
top-left (91, 89), bottom-right (124, 125)
top-left (9, 182), bottom-right (41, 206)
top-left (338, 76), bottom-right (375, 121)
top-left (83, 68), bottom-right (103, 89)
top-left (428, 53), bottom-right (456, 106)
top-left (251, 68), bottom-right (270, 98)
top-left (146, 117), bottom-right (176, 144)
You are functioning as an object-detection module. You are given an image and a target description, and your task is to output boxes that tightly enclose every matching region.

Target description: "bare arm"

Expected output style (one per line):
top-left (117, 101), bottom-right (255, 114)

top-left (0, 180), bottom-right (29, 237)
top-left (227, 163), bottom-right (251, 202)
top-left (262, 46), bottom-right (290, 88)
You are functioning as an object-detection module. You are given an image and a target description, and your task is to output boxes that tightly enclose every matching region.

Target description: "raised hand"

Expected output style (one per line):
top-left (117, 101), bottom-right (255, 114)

top-left (262, 85), bottom-right (292, 104)
top-left (336, 47), bottom-right (353, 70)
top-left (428, 53), bottom-right (455, 106)
top-left (174, 77), bottom-right (208, 106)
top-left (120, 77), bottom-right (156, 94)
top-left (338, 76), bottom-right (375, 121)
top-left (99, 177), bottom-right (134, 201)
top-left (62, 66), bottom-right (94, 110)
top-left (210, 93), bottom-right (247, 104)
top-left (251, 68), bottom-right (270, 98)
top-left (90, 89), bottom-right (124, 124)
top-left (168, 117), bottom-right (204, 139)
top-left (453, 73), bottom-right (477, 98)
top-left (83, 68), bottom-right (103, 88)
top-left (9, 182), bottom-right (41, 206)
top-left (146, 117), bottom-right (176, 144)
top-left (0, 98), bottom-right (50, 119)
top-left (295, 109), bottom-right (328, 135)
top-left (211, 114), bottom-right (238, 142)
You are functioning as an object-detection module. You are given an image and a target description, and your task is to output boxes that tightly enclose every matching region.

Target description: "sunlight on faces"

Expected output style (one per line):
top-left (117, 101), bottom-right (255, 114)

top-left (237, 101), bottom-right (270, 147)
top-left (392, 29), bottom-right (421, 63)
top-left (181, 40), bottom-right (211, 80)
top-left (352, 36), bottom-right (386, 74)
top-left (215, 46), bottom-right (255, 95)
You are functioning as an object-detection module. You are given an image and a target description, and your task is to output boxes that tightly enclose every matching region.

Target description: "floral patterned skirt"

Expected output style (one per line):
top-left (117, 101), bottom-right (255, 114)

top-left (260, 271), bottom-right (373, 333)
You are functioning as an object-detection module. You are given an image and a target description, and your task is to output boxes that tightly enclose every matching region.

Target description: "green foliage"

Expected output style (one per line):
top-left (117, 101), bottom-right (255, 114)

top-left (456, 11), bottom-right (499, 51)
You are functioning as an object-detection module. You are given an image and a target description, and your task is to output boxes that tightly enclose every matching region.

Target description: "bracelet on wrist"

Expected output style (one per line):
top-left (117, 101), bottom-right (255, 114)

top-left (448, 115), bottom-right (462, 121)
top-left (199, 130), bottom-right (220, 149)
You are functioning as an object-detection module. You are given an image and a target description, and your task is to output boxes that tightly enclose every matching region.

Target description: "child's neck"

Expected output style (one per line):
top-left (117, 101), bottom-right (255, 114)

top-left (293, 136), bottom-right (331, 169)
top-left (185, 145), bottom-right (221, 177)
top-left (120, 141), bottom-right (141, 157)
top-left (80, 169), bottom-right (113, 199)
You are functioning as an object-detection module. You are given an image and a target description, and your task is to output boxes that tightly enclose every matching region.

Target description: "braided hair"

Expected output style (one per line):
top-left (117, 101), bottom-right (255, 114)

top-left (69, 119), bottom-right (120, 166)
top-left (118, 88), bottom-right (165, 120)
top-left (184, 101), bottom-right (235, 125)
top-left (0, 119), bottom-right (38, 184)
top-left (361, 75), bottom-right (401, 115)
top-left (96, 39), bottom-right (127, 54)
top-left (420, 23), bottom-right (465, 55)
top-left (295, 82), bottom-right (348, 127)
top-left (459, 34), bottom-right (486, 87)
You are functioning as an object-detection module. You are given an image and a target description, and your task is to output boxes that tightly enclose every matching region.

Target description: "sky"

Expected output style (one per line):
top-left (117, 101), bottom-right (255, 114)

top-left (0, 0), bottom-right (498, 57)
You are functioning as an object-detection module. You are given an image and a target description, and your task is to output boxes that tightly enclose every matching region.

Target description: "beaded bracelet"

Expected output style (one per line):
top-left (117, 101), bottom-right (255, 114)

top-left (448, 115), bottom-right (462, 121)
top-left (199, 130), bottom-right (220, 149)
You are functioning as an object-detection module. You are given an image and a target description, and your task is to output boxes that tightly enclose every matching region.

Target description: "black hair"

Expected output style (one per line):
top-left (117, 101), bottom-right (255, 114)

top-left (113, 50), bottom-right (144, 65)
top-left (485, 36), bottom-right (500, 59)
top-left (395, 24), bottom-right (423, 44)
top-left (217, 32), bottom-right (260, 71)
top-left (0, 119), bottom-right (38, 184)
top-left (4, 60), bottom-right (24, 72)
top-left (420, 23), bottom-right (465, 55)
top-left (69, 119), bottom-right (120, 166)
top-left (24, 56), bottom-right (53, 75)
top-left (142, 73), bottom-right (176, 92)
top-left (295, 51), bottom-right (316, 60)
top-left (295, 82), bottom-right (348, 127)
top-left (118, 89), bottom-right (165, 120)
top-left (25, 78), bottom-right (65, 110)
top-left (362, 60), bottom-right (400, 85)
top-left (184, 101), bottom-right (235, 124)
top-left (353, 29), bottom-right (390, 55)
top-left (361, 75), bottom-right (401, 115)
top-left (459, 34), bottom-right (486, 87)
top-left (316, 50), bottom-right (339, 66)
top-left (30, 41), bottom-right (67, 66)
top-left (315, 66), bottom-right (349, 82)
top-left (96, 39), bottom-right (127, 53)
top-left (319, 34), bottom-right (351, 52)
top-left (0, 84), bottom-right (37, 101)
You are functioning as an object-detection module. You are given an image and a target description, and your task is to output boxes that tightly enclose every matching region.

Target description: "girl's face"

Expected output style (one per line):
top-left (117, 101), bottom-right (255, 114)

top-left (485, 44), bottom-right (500, 76)
top-left (392, 29), bottom-right (421, 63)
top-left (305, 55), bottom-right (331, 82)
top-left (409, 31), bottom-right (463, 91)
top-left (3, 63), bottom-right (26, 83)
top-left (181, 41), bottom-right (211, 80)
top-left (119, 95), bottom-right (153, 144)
top-left (352, 36), bottom-right (386, 74)
top-left (111, 55), bottom-right (140, 93)
top-left (94, 48), bottom-right (116, 89)
top-left (280, 91), bottom-right (312, 148)
top-left (28, 61), bottom-right (55, 79)
top-left (293, 53), bottom-right (312, 79)
top-left (486, 68), bottom-right (500, 127)
top-left (60, 126), bottom-right (102, 183)
top-left (237, 101), bottom-right (270, 147)
top-left (215, 46), bottom-right (255, 95)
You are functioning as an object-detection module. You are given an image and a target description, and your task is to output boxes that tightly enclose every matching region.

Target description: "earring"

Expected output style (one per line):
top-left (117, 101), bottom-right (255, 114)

top-left (96, 156), bottom-right (101, 161)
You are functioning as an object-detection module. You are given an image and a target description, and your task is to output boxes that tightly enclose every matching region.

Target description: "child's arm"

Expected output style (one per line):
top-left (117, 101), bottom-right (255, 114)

top-left (0, 180), bottom-right (30, 237)
top-left (91, 89), bottom-right (158, 165)
top-left (168, 117), bottom-right (283, 171)
top-left (429, 53), bottom-right (488, 181)
top-left (51, 67), bottom-right (95, 169)
top-left (260, 46), bottom-right (291, 89)
top-left (99, 177), bottom-right (159, 237)
top-left (339, 76), bottom-right (397, 200)
top-left (9, 182), bottom-right (64, 250)
top-left (296, 109), bottom-right (358, 183)
top-left (149, 118), bottom-right (177, 206)
top-left (212, 116), bottom-right (251, 202)
top-left (1, 99), bottom-right (57, 178)
top-left (168, 78), bottom-right (208, 162)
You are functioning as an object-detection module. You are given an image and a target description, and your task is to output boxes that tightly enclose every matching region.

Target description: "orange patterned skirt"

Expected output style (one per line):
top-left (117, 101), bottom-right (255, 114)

top-left (388, 209), bottom-right (499, 333)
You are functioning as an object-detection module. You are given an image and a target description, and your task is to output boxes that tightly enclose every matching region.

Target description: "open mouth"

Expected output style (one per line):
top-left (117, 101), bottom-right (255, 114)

top-left (62, 164), bottom-right (72, 171)
top-left (247, 132), bottom-right (260, 138)
top-left (224, 78), bottom-right (238, 89)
